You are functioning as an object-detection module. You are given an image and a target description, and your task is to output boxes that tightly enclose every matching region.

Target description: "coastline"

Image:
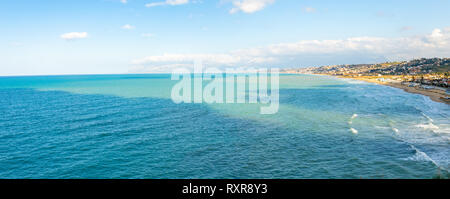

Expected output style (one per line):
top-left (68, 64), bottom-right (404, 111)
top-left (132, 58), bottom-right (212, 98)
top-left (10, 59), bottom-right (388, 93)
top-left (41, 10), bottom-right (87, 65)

top-left (335, 76), bottom-right (450, 105)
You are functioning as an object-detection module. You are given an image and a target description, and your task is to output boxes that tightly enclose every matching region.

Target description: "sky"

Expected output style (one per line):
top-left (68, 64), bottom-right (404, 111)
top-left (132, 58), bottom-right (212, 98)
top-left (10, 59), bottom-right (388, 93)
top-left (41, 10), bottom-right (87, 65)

top-left (1, 0), bottom-right (450, 76)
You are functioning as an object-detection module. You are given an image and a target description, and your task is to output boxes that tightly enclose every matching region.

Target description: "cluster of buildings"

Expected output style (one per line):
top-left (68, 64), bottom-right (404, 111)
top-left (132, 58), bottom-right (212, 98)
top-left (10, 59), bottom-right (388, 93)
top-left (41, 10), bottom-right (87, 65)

top-left (284, 58), bottom-right (450, 88)
top-left (368, 58), bottom-right (450, 75)
top-left (291, 58), bottom-right (449, 76)
top-left (405, 74), bottom-right (449, 88)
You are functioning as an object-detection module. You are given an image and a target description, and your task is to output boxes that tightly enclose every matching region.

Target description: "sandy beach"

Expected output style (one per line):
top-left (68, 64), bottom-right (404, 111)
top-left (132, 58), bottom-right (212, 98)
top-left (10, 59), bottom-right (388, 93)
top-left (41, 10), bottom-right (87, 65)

top-left (337, 76), bottom-right (450, 105)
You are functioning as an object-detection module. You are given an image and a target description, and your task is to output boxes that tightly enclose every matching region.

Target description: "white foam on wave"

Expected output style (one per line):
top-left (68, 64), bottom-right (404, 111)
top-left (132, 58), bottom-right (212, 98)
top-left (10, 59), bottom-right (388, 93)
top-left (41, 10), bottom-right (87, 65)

top-left (348, 114), bottom-right (358, 124)
top-left (348, 114), bottom-right (359, 134)
top-left (374, 125), bottom-right (390, 130)
top-left (392, 113), bottom-right (450, 171)
top-left (417, 122), bottom-right (450, 135)
top-left (414, 112), bottom-right (444, 134)
top-left (416, 112), bottom-right (448, 135)
top-left (394, 121), bottom-right (450, 171)
top-left (416, 123), bottom-right (440, 131)
top-left (421, 112), bottom-right (434, 122)
top-left (339, 78), bottom-right (369, 85)
top-left (392, 127), bottom-right (399, 134)
top-left (404, 145), bottom-right (439, 167)
top-left (434, 125), bottom-right (450, 135)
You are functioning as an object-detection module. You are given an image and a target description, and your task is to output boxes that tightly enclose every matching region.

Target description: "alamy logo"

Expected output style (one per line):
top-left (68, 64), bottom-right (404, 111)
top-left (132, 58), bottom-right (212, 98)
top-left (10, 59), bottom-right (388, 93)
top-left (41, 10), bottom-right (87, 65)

top-left (171, 61), bottom-right (279, 114)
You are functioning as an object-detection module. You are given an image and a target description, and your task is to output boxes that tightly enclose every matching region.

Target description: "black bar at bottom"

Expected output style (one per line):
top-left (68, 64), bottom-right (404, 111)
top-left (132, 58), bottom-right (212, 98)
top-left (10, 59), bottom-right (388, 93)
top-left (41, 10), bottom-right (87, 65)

top-left (0, 179), bottom-right (447, 198)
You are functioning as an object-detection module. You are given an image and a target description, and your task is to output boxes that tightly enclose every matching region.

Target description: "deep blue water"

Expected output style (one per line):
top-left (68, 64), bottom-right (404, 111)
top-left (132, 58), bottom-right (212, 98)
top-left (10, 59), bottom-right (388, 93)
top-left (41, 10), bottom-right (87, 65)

top-left (0, 74), bottom-right (449, 178)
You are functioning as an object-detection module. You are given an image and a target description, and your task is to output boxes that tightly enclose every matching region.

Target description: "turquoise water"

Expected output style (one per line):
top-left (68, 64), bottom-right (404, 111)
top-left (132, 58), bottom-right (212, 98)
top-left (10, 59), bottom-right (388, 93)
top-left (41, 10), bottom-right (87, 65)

top-left (0, 74), bottom-right (449, 179)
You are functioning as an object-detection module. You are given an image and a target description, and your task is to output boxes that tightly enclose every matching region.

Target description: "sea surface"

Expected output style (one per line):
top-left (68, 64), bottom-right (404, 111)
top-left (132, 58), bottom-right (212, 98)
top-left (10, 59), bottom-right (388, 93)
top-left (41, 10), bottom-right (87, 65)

top-left (0, 74), bottom-right (449, 179)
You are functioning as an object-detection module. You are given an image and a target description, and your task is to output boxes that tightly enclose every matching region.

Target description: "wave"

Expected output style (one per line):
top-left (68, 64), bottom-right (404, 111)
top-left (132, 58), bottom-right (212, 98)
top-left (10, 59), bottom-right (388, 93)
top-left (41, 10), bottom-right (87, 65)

top-left (421, 112), bottom-right (434, 122)
top-left (416, 121), bottom-right (450, 135)
top-left (338, 78), bottom-right (369, 85)
top-left (416, 123), bottom-right (440, 131)
top-left (405, 145), bottom-right (439, 168)
top-left (348, 114), bottom-right (358, 124)
top-left (392, 127), bottom-right (399, 134)
top-left (414, 112), bottom-right (446, 135)
top-left (390, 120), bottom-right (449, 171)
top-left (350, 128), bottom-right (358, 134)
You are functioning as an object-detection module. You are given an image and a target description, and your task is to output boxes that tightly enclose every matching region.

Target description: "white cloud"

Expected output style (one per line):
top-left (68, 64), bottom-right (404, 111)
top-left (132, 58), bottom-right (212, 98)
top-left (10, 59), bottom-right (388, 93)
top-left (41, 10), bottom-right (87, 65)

top-left (426, 28), bottom-right (449, 46)
top-left (229, 0), bottom-right (275, 14)
top-left (122, 24), bottom-right (135, 30)
top-left (303, 7), bottom-right (316, 13)
top-left (121, 0), bottom-right (128, 4)
top-left (146, 0), bottom-right (189, 7)
top-left (131, 28), bottom-right (450, 72)
top-left (60, 32), bottom-right (88, 41)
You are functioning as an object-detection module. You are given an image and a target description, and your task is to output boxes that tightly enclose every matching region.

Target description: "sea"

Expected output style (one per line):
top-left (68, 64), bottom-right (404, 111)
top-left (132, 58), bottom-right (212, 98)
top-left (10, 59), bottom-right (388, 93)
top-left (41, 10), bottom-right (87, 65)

top-left (0, 74), bottom-right (449, 179)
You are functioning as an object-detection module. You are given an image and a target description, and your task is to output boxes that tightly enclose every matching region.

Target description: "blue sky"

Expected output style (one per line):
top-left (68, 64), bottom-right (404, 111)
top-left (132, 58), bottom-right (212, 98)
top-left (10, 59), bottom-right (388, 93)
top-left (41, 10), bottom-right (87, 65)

top-left (1, 0), bottom-right (450, 75)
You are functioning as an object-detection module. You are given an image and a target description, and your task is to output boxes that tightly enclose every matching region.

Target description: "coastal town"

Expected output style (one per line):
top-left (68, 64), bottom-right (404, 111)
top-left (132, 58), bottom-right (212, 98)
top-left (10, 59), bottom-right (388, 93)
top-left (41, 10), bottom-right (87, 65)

top-left (282, 58), bottom-right (450, 104)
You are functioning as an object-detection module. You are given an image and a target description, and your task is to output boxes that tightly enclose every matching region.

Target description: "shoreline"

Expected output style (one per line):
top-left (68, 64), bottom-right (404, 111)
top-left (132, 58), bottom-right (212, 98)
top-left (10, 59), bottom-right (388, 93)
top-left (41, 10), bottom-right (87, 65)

top-left (336, 76), bottom-right (450, 105)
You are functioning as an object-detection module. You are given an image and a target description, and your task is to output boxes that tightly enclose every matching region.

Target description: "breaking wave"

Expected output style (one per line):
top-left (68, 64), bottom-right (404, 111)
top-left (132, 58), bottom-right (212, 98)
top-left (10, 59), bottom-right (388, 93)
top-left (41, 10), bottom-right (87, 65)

top-left (404, 145), bottom-right (439, 168)
top-left (348, 113), bottom-right (358, 124)
top-left (350, 128), bottom-right (358, 134)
